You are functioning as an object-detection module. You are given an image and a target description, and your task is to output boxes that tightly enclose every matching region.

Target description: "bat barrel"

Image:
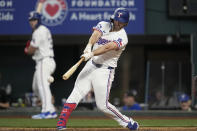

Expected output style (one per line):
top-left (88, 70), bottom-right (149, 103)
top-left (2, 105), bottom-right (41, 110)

top-left (62, 57), bottom-right (85, 80)
top-left (62, 75), bottom-right (69, 80)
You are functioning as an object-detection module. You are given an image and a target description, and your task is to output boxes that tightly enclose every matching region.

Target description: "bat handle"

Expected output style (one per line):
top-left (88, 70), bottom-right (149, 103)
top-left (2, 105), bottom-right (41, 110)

top-left (78, 57), bottom-right (85, 64)
top-left (74, 57), bottom-right (85, 69)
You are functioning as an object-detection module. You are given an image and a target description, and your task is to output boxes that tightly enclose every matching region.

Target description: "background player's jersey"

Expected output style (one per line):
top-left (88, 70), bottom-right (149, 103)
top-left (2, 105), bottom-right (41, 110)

top-left (92, 21), bottom-right (128, 67)
top-left (30, 25), bottom-right (54, 61)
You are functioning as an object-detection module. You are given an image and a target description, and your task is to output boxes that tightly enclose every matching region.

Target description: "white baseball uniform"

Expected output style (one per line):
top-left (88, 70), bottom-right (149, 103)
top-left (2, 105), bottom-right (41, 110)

top-left (30, 25), bottom-right (56, 113)
top-left (66, 21), bottom-right (134, 127)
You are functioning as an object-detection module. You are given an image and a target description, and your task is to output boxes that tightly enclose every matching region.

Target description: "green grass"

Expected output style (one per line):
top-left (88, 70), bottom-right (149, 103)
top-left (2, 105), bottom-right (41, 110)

top-left (138, 119), bottom-right (197, 127)
top-left (0, 118), bottom-right (197, 128)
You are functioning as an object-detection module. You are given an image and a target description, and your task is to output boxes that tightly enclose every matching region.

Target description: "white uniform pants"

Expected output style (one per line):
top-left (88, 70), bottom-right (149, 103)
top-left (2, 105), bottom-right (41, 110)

top-left (67, 60), bottom-right (131, 127)
top-left (32, 57), bottom-right (56, 113)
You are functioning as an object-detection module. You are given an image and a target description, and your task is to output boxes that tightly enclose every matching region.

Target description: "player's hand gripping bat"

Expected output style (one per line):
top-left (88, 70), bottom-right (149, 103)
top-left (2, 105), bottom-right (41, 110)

top-left (36, 0), bottom-right (45, 13)
top-left (62, 57), bottom-right (85, 80)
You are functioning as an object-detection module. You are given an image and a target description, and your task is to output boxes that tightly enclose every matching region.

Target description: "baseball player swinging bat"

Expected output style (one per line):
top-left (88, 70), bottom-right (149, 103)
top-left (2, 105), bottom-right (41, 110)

top-left (62, 57), bottom-right (85, 80)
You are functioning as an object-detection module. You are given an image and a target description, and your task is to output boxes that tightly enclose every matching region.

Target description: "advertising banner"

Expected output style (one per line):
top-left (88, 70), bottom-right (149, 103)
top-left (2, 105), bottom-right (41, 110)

top-left (0, 0), bottom-right (144, 35)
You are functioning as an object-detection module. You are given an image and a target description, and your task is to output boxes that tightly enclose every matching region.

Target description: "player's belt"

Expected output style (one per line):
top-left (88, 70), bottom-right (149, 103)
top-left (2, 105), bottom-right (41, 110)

top-left (92, 60), bottom-right (114, 69)
top-left (37, 56), bottom-right (54, 61)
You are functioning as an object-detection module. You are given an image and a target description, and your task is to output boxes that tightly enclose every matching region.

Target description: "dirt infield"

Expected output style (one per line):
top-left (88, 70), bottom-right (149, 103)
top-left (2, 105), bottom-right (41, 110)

top-left (0, 127), bottom-right (197, 131)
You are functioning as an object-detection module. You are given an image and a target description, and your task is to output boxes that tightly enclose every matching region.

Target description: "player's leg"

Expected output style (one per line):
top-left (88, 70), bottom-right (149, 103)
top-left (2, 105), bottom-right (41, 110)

top-left (31, 62), bottom-right (48, 119)
top-left (57, 61), bottom-right (94, 130)
top-left (32, 71), bottom-right (39, 98)
top-left (32, 59), bottom-right (56, 119)
top-left (40, 58), bottom-right (57, 117)
top-left (92, 68), bottom-right (139, 130)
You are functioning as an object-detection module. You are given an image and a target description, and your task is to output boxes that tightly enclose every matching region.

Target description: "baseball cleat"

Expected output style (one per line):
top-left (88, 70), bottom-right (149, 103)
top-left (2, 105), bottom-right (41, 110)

top-left (32, 111), bottom-right (57, 119)
top-left (32, 112), bottom-right (50, 119)
top-left (49, 111), bottom-right (58, 119)
top-left (57, 126), bottom-right (66, 130)
top-left (127, 120), bottom-right (139, 130)
top-left (57, 118), bottom-right (66, 130)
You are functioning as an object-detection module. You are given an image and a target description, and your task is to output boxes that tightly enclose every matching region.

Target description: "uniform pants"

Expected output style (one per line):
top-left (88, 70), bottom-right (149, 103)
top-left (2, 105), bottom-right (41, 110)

top-left (32, 57), bottom-right (56, 113)
top-left (67, 60), bottom-right (131, 127)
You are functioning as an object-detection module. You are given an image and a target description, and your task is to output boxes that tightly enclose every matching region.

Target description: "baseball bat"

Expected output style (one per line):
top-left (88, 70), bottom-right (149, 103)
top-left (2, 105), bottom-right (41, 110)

top-left (62, 57), bottom-right (85, 80)
top-left (36, 0), bottom-right (45, 13)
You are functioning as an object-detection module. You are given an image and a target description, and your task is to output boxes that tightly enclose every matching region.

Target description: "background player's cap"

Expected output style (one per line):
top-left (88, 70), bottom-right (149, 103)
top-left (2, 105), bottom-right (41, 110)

top-left (28, 11), bottom-right (41, 21)
top-left (110, 8), bottom-right (130, 23)
top-left (125, 89), bottom-right (138, 98)
top-left (178, 94), bottom-right (190, 102)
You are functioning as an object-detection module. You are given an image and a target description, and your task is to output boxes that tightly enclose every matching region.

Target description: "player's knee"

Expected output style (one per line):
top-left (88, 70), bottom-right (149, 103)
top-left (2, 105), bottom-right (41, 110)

top-left (67, 90), bottom-right (82, 104)
top-left (96, 103), bottom-right (108, 113)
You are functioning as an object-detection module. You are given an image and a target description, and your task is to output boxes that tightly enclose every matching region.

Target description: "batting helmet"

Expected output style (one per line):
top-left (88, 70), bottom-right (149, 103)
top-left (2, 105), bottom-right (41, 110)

top-left (110, 8), bottom-right (130, 23)
top-left (28, 11), bottom-right (41, 21)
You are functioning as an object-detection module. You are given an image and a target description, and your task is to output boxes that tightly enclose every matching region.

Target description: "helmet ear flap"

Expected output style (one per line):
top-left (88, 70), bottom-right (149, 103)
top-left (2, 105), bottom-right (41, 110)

top-left (110, 8), bottom-right (119, 22)
top-left (110, 14), bottom-right (114, 23)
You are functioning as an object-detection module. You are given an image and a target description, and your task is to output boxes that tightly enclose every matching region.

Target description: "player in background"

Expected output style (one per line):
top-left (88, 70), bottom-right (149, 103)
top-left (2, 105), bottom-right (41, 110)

top-left (57, 8), bottom-right (139, 130)
top-left (24, 11), bottom-right (57, 119)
